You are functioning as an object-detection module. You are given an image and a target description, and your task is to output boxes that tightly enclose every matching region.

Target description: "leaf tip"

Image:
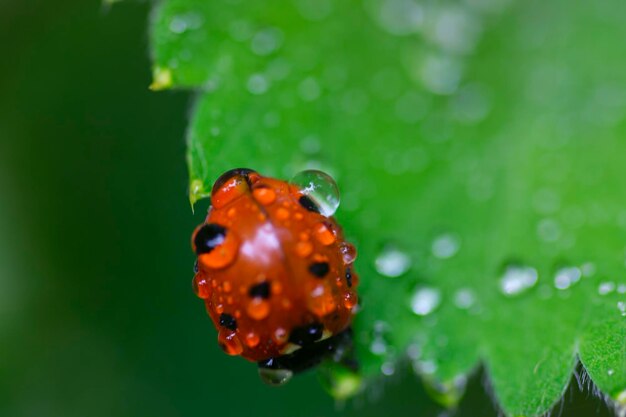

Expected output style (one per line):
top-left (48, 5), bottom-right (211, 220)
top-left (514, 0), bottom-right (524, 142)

top-left (189, 179), bottom-right (210, 211)
top-left (149, 66), bottom-right (173, 91)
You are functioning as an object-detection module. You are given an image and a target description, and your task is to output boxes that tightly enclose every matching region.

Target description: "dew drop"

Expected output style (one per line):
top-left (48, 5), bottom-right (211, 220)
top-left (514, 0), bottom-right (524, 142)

top-left (419, 53), bottom-right (462, 95)
top-left (218, 329), bottom-right (243, 356)
top-left (192, 274), bottom-right (211, 299)
top-left (369, 0), bottom-right (424, 36)
top-left (453, 288), bottom-right (475, 309)
top-left (198, 229), bottom-right (240, 270)
top-left (247, 298), bottom-right (271, 320)
top-left (307, 283), bottom-right (337, 316)
top-left (599, 282), bottom-right (616, 295)
top-left (375, 245), bottom-right (411, 277)
top-left (431, 233), bottom-right (460, 259)
top-left (553, 267), bottom-right (581, 290)
top-left (537, 218), bottom-right (561, 242)
top-left (608, 369), bottom-right (615, 376)
top-left (247, 73), bottom-right (270, 95)
top-left (369, 321), bottom-right (390, 355)
top-left (581, 262), bottom-right (596, 277)
top-left (414, 359), bottom-right (438, 375)
top-left (340, 242), bottom-right (358, 264)
top-left (617, 301), bottom-right (626, 316)
top-left (298, 77), bottom-right (321, 101)
top-left (499, 265), bottom-right (538, 297)
top-left (313, 222), bottom-right (336, 245)
top-left (618, 284), bottom-right (626, 294)
top-left (290, 170), bottom-right (340, 216)
top-left (294, 241), bottom-right (313, 258)
top-left (343, 290), bottom-right (358, 310)
top-left (245, 332), bottom-right (260, 348)
top-left (258, 367), bottom-right (293, 386)
top-left (251, 27), bottom-right (283, 56)
top-left (169, 13), bottom-right (203, 34)
top-left (272, 327), bottom-right (289, 344)
top-left (252, 187), bottom-right (276, 206)
top-left (381, 361), bottom-right (396, 376)
top-left (410, 286), bottom-right (441, 316)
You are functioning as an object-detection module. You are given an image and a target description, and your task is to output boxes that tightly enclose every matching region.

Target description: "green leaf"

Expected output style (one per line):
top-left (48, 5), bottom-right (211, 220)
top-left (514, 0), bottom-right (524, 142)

top-left (150, 0), bottom-right (626, 415)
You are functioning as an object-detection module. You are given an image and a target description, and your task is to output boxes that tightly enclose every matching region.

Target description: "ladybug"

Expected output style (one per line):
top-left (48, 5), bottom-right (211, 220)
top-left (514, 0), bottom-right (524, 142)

top-left (191, 168), bottom-right (359, 384)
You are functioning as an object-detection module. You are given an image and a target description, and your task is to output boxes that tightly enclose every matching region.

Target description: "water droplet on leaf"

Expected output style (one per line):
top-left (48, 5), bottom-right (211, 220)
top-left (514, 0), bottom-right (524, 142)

top-left (500, 265), bottom-right (538, 297)
top-left (410, 286), bottom-right (441, 316)
top-left (375, 245), bottom-right (411, 277)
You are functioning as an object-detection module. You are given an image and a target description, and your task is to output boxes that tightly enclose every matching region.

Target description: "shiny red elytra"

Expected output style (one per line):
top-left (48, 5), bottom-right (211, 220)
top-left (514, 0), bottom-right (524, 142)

top-left (191, 168), bottom-right (359, 382)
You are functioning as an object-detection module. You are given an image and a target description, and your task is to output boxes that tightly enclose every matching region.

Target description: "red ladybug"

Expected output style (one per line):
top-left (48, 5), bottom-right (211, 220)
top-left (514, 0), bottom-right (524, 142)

top-left (191, 169), bottom-right (359, 383)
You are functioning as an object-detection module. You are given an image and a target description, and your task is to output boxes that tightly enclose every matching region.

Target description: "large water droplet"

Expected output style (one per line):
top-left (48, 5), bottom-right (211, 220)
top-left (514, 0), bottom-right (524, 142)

top-left (431, 233), bottom-right (460, 259)
top-left (499, 265), bottom-right (538, 297)
top-left (258, 367), bottom-right (293, 386)
top-left (290, 170), bottom-right (340, 216)
top-left (553, 266), bottom-right (581, 290)
top-left (410, 286), bottom-right (441, 316)
top-left (375, 245), bottom-right (411, 277)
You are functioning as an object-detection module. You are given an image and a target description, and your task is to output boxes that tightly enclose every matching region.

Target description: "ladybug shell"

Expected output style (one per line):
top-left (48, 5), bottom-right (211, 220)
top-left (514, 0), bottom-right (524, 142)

top-left (192, 170), bottom-right (359, 362)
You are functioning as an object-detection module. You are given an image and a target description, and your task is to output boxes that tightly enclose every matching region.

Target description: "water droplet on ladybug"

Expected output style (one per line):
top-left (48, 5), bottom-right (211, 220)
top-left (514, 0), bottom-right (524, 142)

top-left (252, 186), bottom-right (277, 205)
top-left (294, 241), bottom-right (314, 258)
top-left (313, 222), bottom-right (336, 245)
top-left (290, 170), bottom-right (340, 217)
top-left (198, 227), bottom-right (240, 269)
top-left (192, 274), bottom-right (211, 299)
top-left (308, 284), bottom-right (337, 316)
top-left (272, 327), bottom-right (289, 344)
top-left (276, 207), bottom-right (290, 220)
top-left (245, 332), bottom-right (260, 348)
top-left (218, 329), bottom-right (243, 355)
top-left (211, 168), bottom-right (259, 209)
top-left (258, 367), bottom-right (293, 386)
top-left (247, 298), bottom-right (271, 320)
top-left (340, 242), bottom-right (357, 264)
top-left (343, 290), bottom-right (358, 310)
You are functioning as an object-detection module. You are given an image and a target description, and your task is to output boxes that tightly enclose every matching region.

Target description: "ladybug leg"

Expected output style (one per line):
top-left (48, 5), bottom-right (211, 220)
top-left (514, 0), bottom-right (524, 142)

top-left (257, 328), bottom-right (357, 376)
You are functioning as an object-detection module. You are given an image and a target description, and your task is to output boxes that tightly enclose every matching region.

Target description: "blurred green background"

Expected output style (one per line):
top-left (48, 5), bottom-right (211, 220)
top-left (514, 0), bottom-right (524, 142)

top-left (0, 0), bottom-right (616, 416)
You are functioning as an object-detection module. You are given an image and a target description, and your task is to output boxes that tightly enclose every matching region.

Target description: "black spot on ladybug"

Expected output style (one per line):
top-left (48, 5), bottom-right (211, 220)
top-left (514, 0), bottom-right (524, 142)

top-left (298, 195), bottom-right (321, 214)
top-left (288, 323), bottom-right (323, 346)
top-left (309, 262), bottom-right (330, 278)
top-left (219, 313), bottom-right (237, 331)
top-left (345, 267), bottom-right (353, 288)
top-left (194, 223), bottom-right (226, 255)
top-left (212, 168), bottom-right (257, 195)
top-left (193, 260), bottom-right (199, 273)
top-left (248, 281), bottom-right (271, 299)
